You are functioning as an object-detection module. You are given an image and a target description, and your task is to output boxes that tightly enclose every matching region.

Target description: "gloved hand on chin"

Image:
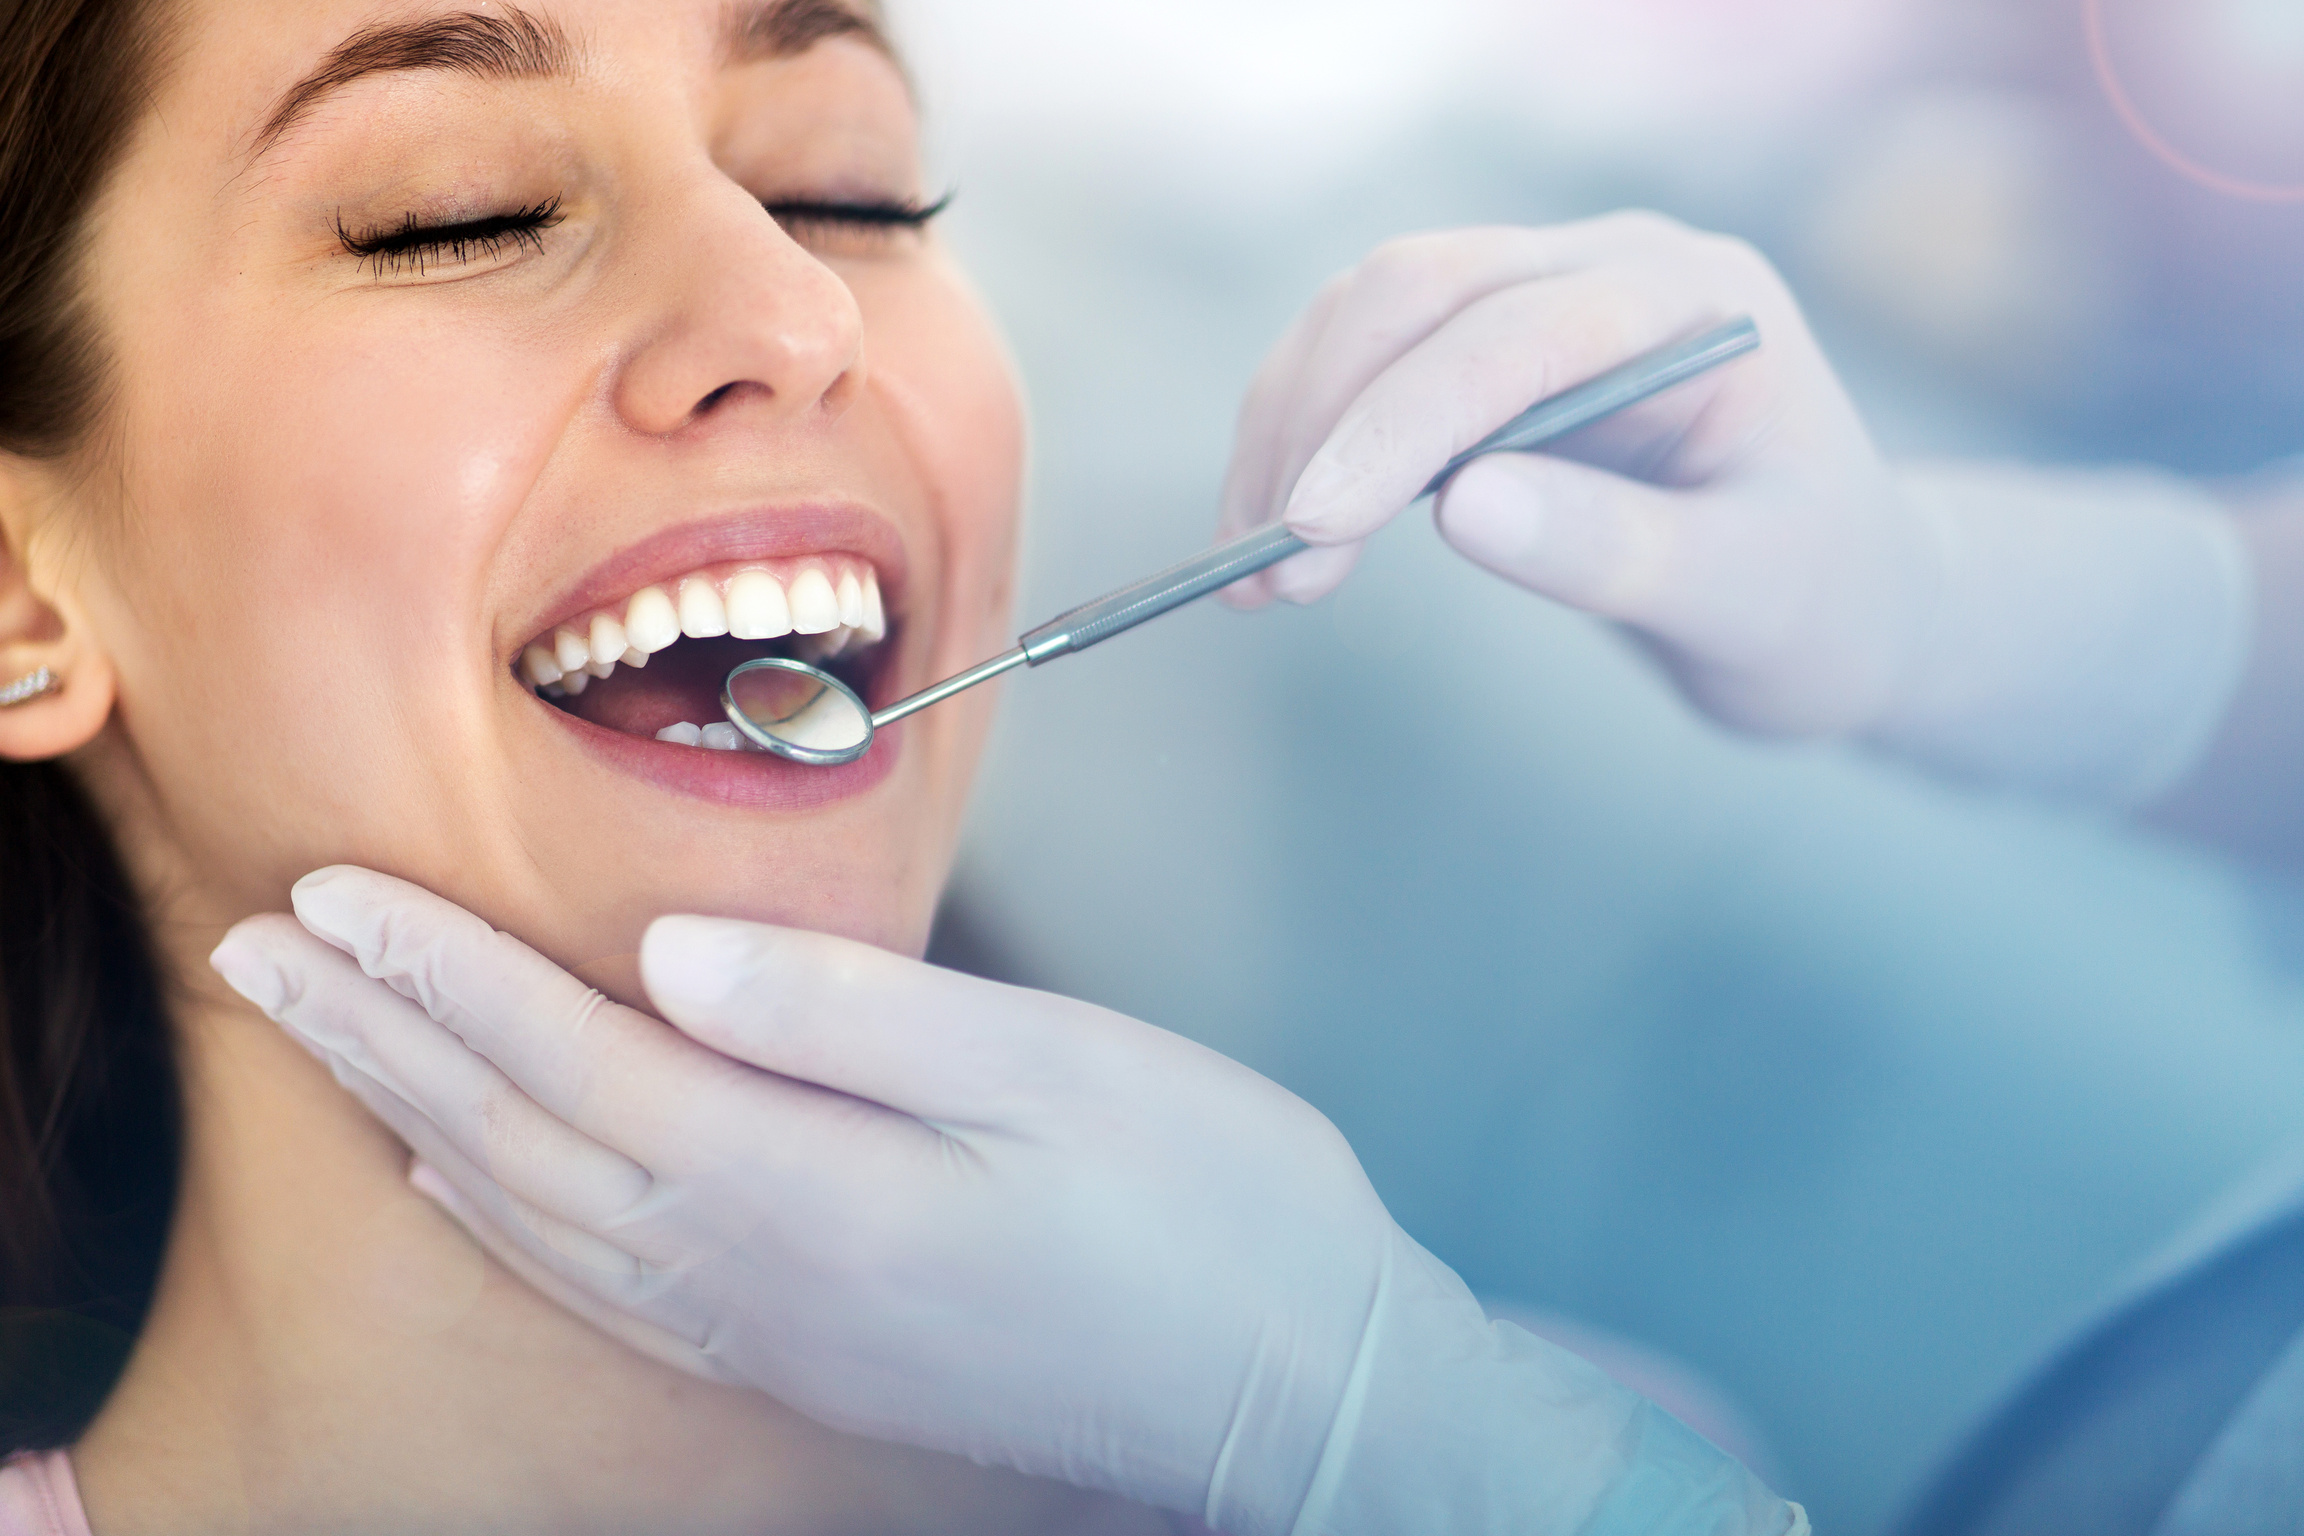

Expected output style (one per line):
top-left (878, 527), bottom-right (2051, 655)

top-left (212, 865), bottom-right (1806, 1536)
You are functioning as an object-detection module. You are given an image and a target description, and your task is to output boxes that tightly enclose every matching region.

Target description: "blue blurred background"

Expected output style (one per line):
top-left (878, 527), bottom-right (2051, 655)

top-left (893, 1), bottom-right (2304, 1528)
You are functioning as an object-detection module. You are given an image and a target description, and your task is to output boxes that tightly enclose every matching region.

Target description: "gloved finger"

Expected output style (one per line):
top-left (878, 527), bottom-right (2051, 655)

top-left (212, 914), bottom-right (660, 1230)
top-left (288, 866), bottom-right (784, 1175)
top-left (1434, 452), bottom-right (1700, 631)
top-left (406, 1158), bottom-right (729, 1384)
top-left (1215, 273), bottom-right (1352, 610)
top-left (289, 870), bottom-right (941, 1191)
top-left (641, 915), bottom-right (1130, 1127)
top-left (1279, 268), bottom-right (1727, 556)
top-left (1218, 271), bottom-right (1346, 539)
top-left (1221, 219), bottom-right (1675, 547)
top-left (1436, 452), bottom-right (1854, 672)
top-left (1253, 282), bottom-right (1704, 612)
top-left (1218, 225), bottom-right (1627, 611)
top-left (405, 1160), bottom-right (723, 1390)
top-left (295, 1021), bottom-right (658, 1279)
top-left (1214, 565), bottom-right (1281, 610)
top-left (1262, 542), bottom-right (1362, 607)
top-left (1256, 230), bottom-right (1599, 530)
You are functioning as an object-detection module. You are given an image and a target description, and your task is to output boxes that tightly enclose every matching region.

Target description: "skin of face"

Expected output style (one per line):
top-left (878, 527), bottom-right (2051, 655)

top-left (0, 5), bottom-right (1154, 1532)
top-left (38, 0), bottom-right (1025, 990)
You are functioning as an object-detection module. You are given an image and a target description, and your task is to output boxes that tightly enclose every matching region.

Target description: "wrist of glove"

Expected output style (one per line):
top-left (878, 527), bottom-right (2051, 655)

top-left (1217, 1222), bottom-right (1802, 1536)
top-left (1859, 462), bottom-right (2253, 807)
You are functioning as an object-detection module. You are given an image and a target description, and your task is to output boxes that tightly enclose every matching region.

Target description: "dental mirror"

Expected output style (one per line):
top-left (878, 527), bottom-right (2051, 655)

top-left (722, 657), bottom-right (874, 766)
top-left (725, 316), bottom-right (1762, 766)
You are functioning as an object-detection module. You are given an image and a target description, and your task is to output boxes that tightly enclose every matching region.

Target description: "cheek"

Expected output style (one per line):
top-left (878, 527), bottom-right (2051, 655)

top-left (834, 262), bottom-right (1024, 949)
top-left (865, 259), bottom-right (1027, 658)
top-left (100, 296), bottom-right (575, 896)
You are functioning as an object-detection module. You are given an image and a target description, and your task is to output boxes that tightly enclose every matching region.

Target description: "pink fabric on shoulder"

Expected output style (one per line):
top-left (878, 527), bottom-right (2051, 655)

top-left (0, 1451), bottom-right (91, 1536)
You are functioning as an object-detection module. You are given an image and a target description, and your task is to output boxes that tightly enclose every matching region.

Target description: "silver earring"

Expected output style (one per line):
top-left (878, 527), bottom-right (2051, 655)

top-left (0, 666), bottom-right (58, 707)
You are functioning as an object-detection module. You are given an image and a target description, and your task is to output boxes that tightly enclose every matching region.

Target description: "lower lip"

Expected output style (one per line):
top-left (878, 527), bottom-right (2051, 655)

top-left (550, 703), bottom-right (899, 810)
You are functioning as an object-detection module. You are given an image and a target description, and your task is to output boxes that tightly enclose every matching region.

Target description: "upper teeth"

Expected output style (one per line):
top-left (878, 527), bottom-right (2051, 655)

top-left (520, 559), bottom-right (885, 694)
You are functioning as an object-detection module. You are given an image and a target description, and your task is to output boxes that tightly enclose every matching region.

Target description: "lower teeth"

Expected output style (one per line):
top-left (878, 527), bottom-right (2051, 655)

top-left (655, 721), bottom-right (758, 752)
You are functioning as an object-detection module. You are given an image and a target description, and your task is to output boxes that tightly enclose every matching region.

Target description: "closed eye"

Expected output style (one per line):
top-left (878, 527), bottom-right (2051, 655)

top-left (765, 192), bottom-right (952, 252)
top-left (337, 197), bottom-right (566, 277)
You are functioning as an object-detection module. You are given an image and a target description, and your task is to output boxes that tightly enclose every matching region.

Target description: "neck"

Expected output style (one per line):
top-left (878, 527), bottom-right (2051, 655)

top-left (69, 928), bottom-right (1137, 1535)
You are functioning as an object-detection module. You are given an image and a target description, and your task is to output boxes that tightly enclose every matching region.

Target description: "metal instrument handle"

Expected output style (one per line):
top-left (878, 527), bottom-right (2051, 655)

top-left (1017, 315), bottom-right (1761, 666)
top-left (1019, 522), bottom-right (1307, 663)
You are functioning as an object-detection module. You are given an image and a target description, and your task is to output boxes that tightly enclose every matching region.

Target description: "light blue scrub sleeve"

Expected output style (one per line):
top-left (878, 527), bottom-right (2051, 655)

top-left (1213, 1226), bottom-right (1807, 1536)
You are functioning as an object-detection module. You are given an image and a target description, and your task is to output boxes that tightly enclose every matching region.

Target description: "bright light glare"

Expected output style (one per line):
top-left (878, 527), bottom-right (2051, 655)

top-left (891, 0), bottom-right (1915, 183)
top-left (2088, 0), bottom-right (2304, 201)
top-left (889, 0), bottom-right (1478, 187)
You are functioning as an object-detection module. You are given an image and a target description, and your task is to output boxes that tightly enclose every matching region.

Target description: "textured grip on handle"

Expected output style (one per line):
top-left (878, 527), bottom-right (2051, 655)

top-left (1020, 522), bottom-right (1308, 664)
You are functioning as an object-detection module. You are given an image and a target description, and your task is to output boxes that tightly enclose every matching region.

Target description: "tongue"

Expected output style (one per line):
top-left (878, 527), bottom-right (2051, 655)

top-left (565, 637), bottom-right (767, 737)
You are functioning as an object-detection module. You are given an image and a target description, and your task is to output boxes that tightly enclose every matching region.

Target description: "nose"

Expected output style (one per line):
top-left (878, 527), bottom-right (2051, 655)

top-left (615, 175), bottom-right (866, 438)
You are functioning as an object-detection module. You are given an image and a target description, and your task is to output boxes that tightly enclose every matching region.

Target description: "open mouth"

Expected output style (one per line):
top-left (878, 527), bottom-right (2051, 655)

top-left (516, 556), bottom-right (894, 751)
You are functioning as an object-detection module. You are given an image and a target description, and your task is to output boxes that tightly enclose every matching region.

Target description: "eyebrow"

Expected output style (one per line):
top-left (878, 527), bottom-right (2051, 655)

top-left (250, 0), bottom-right (891, 161)
top-left (725, 0), bottom-right (891, 64)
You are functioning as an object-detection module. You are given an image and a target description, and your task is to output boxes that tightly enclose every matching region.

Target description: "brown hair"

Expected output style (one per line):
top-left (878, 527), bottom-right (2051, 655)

top-left (1, 0), bottom-right (182, 1452)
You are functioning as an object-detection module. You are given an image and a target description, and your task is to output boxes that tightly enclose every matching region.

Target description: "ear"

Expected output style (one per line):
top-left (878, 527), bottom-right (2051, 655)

top-left (0, 455), bottom-right (116, 762)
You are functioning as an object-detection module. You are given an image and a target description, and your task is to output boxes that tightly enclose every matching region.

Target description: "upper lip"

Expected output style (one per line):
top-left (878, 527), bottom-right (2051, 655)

top-left (514, 502), bottom-right (910, 658)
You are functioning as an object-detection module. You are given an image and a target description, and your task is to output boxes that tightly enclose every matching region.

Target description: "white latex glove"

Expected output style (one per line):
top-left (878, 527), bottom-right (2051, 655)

top-left (211, 866), bottom-right (1806, 1536)
top-left (1219, 214), bottom-right (2251, 805)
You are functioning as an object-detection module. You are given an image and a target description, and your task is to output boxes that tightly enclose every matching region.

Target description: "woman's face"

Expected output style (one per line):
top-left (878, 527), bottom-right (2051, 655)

top-left (54, 0), bottom-right (1023, 977)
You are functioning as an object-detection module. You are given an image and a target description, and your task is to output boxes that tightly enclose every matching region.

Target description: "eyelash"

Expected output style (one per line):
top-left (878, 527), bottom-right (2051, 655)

top-left (335, 192), bottom-right (951, 277)
top-left (765, 191), bottom-right (954, 241)
top-left (337, 196), bottom-right (567, 276)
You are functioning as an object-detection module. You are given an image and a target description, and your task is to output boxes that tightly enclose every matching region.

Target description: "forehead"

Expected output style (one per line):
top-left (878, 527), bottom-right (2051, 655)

top-left (179, 0), bottom-right (894, 167)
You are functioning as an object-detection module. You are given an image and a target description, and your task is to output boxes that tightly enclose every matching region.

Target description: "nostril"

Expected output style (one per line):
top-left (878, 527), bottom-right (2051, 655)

top-left (696, 382), bottom-right (739, 414)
